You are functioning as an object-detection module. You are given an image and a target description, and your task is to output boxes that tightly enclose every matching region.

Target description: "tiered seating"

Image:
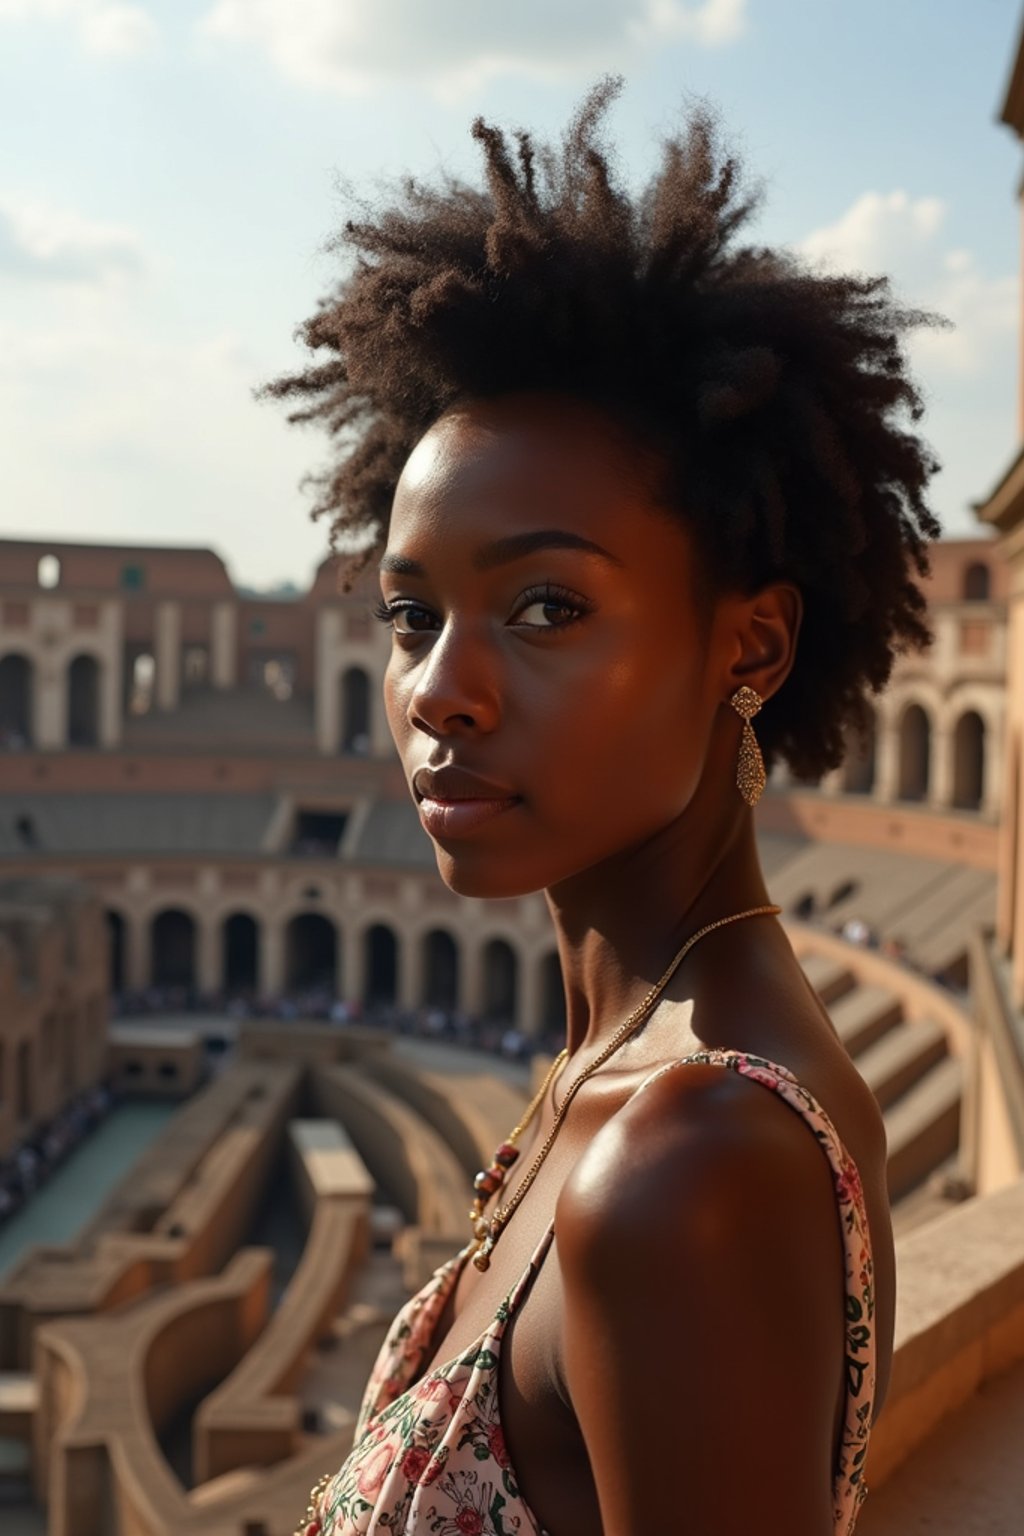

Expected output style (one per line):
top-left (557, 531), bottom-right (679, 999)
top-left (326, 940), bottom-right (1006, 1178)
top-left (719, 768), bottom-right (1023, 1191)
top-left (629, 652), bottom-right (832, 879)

top-left (795, 940), bottom-right (967, 1204)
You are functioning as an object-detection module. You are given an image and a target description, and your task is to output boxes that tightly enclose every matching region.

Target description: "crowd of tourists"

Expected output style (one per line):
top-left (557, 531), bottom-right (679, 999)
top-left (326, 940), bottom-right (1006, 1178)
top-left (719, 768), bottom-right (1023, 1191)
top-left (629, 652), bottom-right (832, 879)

top-left (0, 1081), bottom-right (116, 1230)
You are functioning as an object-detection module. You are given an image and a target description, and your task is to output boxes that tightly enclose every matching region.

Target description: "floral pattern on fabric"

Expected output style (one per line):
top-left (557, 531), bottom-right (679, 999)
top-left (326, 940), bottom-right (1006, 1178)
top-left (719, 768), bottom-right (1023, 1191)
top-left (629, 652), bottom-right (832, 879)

top-left (309, 1049), bottom-right (876, 1536)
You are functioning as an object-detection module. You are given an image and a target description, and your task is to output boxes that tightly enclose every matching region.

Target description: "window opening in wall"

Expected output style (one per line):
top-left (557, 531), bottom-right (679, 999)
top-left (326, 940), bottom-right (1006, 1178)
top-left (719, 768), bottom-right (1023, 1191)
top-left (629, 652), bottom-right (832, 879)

top-left (482, 938), bottom-right (518, 1025)
top-left (68, 654), bottom-right (100, 747)
top-left (364, 924), bottom-right (398, 1007)
top-left (340, 666), bottom-right (371, 755)
top-left (284, 912), bottom-right (338, 993)
top-left (952, 711), bottom-right (985, 811)
top-left (223, 911), bottom-right (259, 996)
top-left (15, 813), bottom-right (38, 849)
top-left (16, 1039), bottom-right (31, 1121)
top-left (150, 908), bottom-right (197, 993)
top-left (120, 564), bottom-right (145, 591)
top-left (962, 562), bottom-right (991, 602)
top-left (423, 929), bottom-right (459, 1011)
top-left (897, 704), bottom-right (931, 802)
top-left (106, 910), bottom-right (126, 993)
top-left (291, 810), bottom-right (347, 857)
top-left (128, 652), bottom-right (156, 715)
top-left (0, 653), bottom-right (33, 749)
top-left (37, 554), bottom-right (60, 589)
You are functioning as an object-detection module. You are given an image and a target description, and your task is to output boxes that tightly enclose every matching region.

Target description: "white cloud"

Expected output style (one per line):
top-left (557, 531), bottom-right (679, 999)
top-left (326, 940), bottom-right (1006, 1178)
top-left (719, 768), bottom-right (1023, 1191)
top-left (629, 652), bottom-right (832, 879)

top-left (0, 0), bottom-right (158, 57)
top-left (795, 188), bottom-right (1017, 380)
top-left (795, 189), bottom-right (1020, 533)
top-left (0, 196), bottom-right (146, 283)
top-left (798, 190), bottom-right (947, 274)
top-left (197, 0), bottom-right (748, 98)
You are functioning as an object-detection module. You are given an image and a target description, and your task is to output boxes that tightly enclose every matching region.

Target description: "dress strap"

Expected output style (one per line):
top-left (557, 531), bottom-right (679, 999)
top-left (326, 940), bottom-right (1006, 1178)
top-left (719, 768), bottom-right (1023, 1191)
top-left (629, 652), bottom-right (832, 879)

top-left (629, 1046), bottom-right (876, 1532)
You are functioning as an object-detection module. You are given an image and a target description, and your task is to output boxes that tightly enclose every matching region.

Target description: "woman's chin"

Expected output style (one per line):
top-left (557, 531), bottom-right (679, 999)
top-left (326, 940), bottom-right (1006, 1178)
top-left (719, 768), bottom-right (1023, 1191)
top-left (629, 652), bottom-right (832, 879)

top-left (433, 851), bottom-right (545, 901)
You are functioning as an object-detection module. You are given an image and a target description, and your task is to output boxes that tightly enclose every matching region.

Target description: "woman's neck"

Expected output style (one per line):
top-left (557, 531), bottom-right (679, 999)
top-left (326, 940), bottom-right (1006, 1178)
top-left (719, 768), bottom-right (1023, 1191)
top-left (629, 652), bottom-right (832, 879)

top-left (544, 806), bottom-right (771, 1057)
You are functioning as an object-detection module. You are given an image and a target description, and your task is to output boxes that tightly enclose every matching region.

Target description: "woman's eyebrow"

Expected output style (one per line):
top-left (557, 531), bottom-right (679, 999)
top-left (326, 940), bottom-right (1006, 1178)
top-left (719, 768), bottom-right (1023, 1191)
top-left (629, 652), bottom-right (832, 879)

top-left (380, 529), bottom-right (624, 576)
top-left (474, 529), bottom-right (624, 571)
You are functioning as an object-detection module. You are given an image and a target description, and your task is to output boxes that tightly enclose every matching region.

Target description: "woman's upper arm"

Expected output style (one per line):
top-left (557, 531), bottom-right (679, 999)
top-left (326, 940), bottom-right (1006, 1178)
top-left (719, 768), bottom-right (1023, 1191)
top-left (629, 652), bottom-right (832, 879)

top-left (556, 1066), bottom-right (847, 1536)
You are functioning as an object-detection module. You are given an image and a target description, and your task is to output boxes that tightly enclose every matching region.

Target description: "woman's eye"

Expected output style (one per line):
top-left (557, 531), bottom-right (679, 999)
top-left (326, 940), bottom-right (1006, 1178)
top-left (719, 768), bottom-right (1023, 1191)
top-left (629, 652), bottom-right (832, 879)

top-left (371, 599), bottom-right (437, 634)
top-left (513, 597), bottom-right (584, 629)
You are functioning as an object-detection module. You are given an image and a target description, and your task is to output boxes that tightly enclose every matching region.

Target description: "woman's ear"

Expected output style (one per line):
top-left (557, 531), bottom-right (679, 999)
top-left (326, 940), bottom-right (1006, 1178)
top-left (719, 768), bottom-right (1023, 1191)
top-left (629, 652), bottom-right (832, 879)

top-left (725, 581), bottom-right (802, 704)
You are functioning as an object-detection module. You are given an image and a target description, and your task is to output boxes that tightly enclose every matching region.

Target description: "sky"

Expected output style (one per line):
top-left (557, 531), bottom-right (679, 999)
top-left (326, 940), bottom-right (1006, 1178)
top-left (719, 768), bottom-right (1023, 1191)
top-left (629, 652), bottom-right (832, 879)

top-left (1, 0), bottom-right (1023, 592)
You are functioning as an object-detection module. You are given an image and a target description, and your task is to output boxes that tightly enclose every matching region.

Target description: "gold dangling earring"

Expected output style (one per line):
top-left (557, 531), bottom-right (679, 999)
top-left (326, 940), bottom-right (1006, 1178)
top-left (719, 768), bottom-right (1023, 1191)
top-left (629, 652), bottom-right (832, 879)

top-left (729, 686), bottom-right (766, 807)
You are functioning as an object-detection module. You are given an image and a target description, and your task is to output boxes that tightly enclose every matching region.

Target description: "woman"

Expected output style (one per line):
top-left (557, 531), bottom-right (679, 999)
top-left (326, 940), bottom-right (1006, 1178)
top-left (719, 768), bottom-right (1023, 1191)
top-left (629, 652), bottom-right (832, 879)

top-left (273, 82), bottom-right (938, 1536)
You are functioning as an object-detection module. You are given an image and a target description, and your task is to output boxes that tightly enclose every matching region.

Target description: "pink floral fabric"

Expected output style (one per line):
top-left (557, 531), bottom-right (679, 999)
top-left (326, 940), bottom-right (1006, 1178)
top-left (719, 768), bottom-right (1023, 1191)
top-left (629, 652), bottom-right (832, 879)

top-left (311, 1049), bottom-right (876, 1535)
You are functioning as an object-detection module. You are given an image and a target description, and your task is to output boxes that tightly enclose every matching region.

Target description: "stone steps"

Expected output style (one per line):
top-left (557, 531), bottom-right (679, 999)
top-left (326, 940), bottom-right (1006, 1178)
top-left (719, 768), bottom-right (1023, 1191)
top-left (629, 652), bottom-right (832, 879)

top-left (828, 984), bottom-right (904, 1055)
top-left (853, 1016), bottom-right (950, 1110)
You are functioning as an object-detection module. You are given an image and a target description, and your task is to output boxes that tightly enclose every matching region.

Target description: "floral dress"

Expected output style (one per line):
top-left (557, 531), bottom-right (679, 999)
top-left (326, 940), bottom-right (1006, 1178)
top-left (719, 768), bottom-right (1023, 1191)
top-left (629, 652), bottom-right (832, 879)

top-left (309, 1050), bottom-right (877, 1536)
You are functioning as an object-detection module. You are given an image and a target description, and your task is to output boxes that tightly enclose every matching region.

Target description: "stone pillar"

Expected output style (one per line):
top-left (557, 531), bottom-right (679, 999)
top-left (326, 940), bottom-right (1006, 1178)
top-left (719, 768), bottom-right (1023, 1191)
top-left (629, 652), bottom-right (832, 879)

top-left (197, 918), bottom-right (221, 997)
top-left (982, 716), bottom-right (1003, 821)
top-left (461, 942), bottom-right (485, 1018)
top-left (260, 921), bottom-right (286, 997)
top-left (34, 653), bottom-right (65, 750)
top-left (99, 603), bottom-right (123, 748)
top-left (928, 726), bottom-right (953, 810)
top-left (316, 610), bottom-right (341, 756)
top-left (343, 922), bottom-right (363, 1006)
top-left (398, 930), bottom-right (424, 1011)
top-left (873, 711), bottom-right (899, 803)
top-left (211, 601), bottom-right (237, 689)
top-left (154, 600), bottom-right (181, 712)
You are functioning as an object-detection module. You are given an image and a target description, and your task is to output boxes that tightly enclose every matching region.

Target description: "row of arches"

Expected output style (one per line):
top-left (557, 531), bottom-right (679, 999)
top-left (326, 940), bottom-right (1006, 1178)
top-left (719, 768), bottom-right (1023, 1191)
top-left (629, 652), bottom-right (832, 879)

top-left (0, 652), bottom-right (376, 756)
top-left (0, 653), bottom-right (101, 749)
top-left (106, 910), bottom-right (567, 1032)
top-left (840, 704), bottom-right (989, 810)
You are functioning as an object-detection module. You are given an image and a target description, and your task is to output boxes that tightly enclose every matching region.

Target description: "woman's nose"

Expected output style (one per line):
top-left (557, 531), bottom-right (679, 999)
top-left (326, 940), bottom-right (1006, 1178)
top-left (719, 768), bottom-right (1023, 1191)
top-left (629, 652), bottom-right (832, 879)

top-left (406, 622), bottom-right (501, 737)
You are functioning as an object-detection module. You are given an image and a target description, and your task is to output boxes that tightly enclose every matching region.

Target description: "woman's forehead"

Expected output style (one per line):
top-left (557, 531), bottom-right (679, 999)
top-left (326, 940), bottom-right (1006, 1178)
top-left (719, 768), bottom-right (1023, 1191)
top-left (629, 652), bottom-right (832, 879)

top-left (390, 393), bottom-right (680, 548)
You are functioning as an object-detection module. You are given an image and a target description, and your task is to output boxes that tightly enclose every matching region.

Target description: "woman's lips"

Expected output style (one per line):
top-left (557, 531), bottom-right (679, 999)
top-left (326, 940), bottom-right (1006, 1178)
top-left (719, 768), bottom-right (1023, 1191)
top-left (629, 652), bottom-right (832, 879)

top-left (417, 795), bottom-right (522, 838)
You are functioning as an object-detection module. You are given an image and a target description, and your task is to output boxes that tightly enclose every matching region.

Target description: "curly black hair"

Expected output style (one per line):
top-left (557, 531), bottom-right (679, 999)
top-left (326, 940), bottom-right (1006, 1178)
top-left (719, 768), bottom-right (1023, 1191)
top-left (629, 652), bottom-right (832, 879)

top-left (264, 80), bottom-right (941, 780)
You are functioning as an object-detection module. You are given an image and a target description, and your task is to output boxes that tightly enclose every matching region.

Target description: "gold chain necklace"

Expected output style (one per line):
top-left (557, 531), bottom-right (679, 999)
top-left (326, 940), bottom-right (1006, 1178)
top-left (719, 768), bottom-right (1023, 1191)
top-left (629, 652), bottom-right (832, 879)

top-left (467, 903), bottom-right (780, 1271)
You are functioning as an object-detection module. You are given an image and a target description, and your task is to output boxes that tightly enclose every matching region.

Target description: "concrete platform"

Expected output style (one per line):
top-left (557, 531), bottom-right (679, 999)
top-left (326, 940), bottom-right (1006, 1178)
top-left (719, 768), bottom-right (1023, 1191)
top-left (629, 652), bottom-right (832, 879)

top-left (859, 1355), bottom-right (1024, 1535)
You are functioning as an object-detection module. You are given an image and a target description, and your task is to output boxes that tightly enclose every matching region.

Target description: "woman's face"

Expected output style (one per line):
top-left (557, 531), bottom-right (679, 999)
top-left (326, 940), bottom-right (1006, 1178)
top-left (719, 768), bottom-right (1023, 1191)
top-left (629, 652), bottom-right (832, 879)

top-left (379, 393), bottom-right (736, 899)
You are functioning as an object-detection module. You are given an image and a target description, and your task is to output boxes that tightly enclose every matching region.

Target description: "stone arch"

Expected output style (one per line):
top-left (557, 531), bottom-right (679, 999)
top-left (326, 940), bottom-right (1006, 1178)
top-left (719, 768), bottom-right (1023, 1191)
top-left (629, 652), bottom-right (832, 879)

top-left (482, 937), bottom-right (518, 1025)
top-left (0, 652), bottom-right (33, 749)
top-left (422, 928), bottom-right (459, 1011)
top-left (539, 951), bottom-right (566, 1040)
top-left (284, 911), bottom-right (338, 994)
top-left (105, 909), bottom-right (126, 993)
top-left (963, 561), bottom-right (991, 601)
top-left (842, 706), bottom-right (876, 795)
top-left (952, 710), bottom-right (985, 811)
top-left (897, 703), bottom-right (931, 802)
top-left (364, 922), bottom-right (398, 1006)
top-left (340, 666), bottom-right (371, 755)
top-left (222, 911), bottom-right (260, 995)
top-left (150, 908), bottom-right (198, 992)
top-left (67, 653), bottom-right (101, 747)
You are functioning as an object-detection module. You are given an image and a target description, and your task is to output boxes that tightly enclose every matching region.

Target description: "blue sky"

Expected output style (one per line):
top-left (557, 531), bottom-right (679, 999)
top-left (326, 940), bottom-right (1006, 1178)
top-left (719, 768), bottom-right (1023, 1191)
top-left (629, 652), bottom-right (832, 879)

top-left (1, 0), bottom-right (1022, 589)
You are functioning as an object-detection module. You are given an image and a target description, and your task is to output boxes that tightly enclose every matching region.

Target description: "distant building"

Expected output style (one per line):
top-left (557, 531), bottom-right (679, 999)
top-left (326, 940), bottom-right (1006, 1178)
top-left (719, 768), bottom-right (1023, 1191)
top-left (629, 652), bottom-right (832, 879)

top-left (0, 877), bottom-right (108, 1158)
